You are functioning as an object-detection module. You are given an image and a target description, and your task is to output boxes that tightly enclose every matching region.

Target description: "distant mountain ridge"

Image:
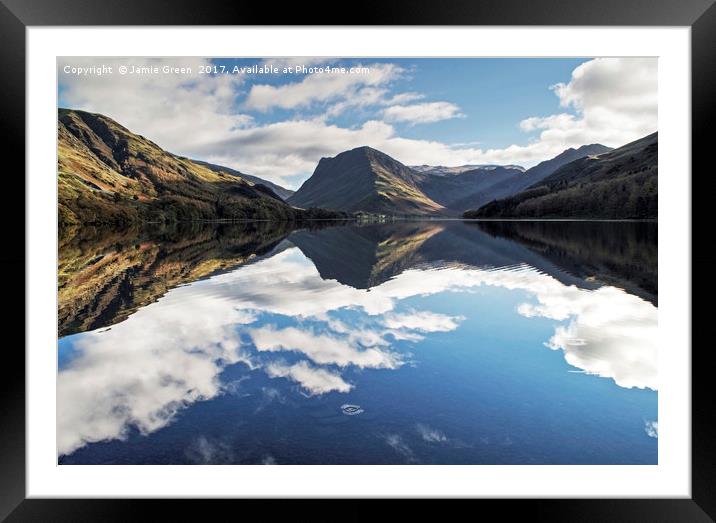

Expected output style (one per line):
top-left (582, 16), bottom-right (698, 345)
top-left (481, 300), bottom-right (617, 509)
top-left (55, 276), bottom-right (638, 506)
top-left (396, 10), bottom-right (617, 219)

top-left (467, 133), bottom-right (657, 219)
top-left (289, 143), bottom-right (614, 216)
top-left (413, 165), bottom-right (526, 214)
top-left (458, 144), bottom-right (614, 211)
top-left (411, 164), bottom-right (525, 176)
top-left (191, 159), bottom-right (295, 200)
top-left (525, 144), bottom-right (613, 182)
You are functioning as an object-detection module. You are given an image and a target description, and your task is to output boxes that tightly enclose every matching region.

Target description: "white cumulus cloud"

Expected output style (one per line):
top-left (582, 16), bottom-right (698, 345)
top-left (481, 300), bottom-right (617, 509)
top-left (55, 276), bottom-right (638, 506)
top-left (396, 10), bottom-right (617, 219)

top-left (265, 360), bottom-right (353, 395)
top-left (244, 63), bottom-right (403, 112)
top-left (384, 310), bottom-right (465, 333)
top-left (249, 324), bottom-right (402, 369)
top-left (383, 101), bottom-right (464, 124)
top-left (518, 58), bottom-right (657, 152)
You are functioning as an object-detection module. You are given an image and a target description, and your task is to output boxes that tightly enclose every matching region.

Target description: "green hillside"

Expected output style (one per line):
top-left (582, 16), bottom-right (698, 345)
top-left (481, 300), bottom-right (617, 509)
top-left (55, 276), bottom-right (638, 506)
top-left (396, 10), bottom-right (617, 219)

top-left (58, 109), bottom-right (340, 230)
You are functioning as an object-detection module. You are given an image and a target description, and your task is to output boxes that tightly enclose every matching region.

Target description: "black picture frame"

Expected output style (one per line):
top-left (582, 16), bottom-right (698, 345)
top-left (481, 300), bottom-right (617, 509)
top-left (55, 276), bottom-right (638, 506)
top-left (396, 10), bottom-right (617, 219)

top-left (1, 0), bottom-right (712, 520)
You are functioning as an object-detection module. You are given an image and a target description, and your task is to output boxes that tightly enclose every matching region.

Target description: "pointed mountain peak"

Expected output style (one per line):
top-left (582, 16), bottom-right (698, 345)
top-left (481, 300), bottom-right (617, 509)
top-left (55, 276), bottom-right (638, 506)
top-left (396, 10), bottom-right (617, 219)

top-left (288, 146), bottom-right (443, 215)
top-left (324, 145), bottom-right (392, 162)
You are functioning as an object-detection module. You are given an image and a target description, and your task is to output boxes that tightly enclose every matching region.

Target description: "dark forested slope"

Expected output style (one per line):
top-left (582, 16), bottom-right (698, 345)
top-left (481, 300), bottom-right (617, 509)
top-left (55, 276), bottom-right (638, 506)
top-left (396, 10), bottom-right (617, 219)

top-left (466, 133), bottom-right (657, 219)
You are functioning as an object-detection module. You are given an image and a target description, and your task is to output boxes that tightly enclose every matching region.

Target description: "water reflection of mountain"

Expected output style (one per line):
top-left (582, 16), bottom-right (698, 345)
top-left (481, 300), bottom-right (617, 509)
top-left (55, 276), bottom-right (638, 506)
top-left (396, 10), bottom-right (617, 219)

top-left (59, 220), bottom-right (657, 337)
top-left (287, 223), bottom-right (443, 289)
top-left (58, 221), bottom-right (296, 336)
top-left (289, 221), bottom-right (657, 305)
top-left (473, 221), bottom-right (657, 305)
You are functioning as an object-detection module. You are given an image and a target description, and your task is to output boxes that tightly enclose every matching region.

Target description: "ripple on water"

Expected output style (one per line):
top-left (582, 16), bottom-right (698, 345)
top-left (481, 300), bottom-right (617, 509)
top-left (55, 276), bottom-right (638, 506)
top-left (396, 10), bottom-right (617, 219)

top-left (341, 404), bottom-right (364, 416)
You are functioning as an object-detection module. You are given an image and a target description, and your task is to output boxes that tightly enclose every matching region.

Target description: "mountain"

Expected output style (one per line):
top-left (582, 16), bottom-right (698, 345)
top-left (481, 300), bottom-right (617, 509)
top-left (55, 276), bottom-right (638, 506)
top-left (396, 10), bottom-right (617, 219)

top-left (523, 143), bottom-right (613, 183)
top-left (60, 108), bottom-right (624, 223)
top-left (412, 165), bottom-right (526, 214)
top-left (466, 133), bottom-right (657, 219)
top-left (410, 145), bottom-right (610, 214)
top-left (456, 144), bottom-right (614, 212)
top-left (287, 146), bottom-right (445, 215)
top-left (288, 143), bottom-right (613, 217)
top-left (58, 109), bottom-right (339, 229)
top-left (191, 160), bottom-right (295, 200)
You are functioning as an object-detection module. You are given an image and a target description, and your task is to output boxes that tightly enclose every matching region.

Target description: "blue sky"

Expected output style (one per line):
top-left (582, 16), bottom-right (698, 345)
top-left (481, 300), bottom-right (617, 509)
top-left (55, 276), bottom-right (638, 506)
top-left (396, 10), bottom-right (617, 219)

top-left (202, 58), bottom-right (588, 149)
top-left (58, 57), bottom-right (657, 188)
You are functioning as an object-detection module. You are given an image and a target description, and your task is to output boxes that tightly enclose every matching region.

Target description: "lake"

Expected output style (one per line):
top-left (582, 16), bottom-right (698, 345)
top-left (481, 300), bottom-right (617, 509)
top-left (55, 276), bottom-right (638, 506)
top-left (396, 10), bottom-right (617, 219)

top-left (58, 220), bottom-right (658, 464)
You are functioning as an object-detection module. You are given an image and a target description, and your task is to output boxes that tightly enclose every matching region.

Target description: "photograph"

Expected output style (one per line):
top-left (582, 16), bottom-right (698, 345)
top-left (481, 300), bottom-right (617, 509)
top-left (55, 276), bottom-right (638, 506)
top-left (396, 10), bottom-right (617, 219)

top-left (56, 56), bottom-right (658, 466)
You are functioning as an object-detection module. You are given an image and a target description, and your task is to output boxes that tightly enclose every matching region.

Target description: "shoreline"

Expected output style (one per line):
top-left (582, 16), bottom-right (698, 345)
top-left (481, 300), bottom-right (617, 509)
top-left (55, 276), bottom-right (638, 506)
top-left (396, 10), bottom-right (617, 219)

top-left (63, 216), bottom-right (659, 228)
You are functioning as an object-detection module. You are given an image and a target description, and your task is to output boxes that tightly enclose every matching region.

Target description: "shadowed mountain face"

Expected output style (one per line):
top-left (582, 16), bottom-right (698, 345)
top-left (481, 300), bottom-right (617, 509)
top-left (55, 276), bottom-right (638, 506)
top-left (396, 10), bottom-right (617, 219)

top-left (468, 134), bottom-right (656, 219)
top-left (521, 144), bottom-right (613, 184)
top-left (287, 146), bottom-right (445, 215)
top-left (58, 221), bottom-right (297, 336)
top-left (412, 166), bottom-right (525, 214)
top-left (445, 144), bottom-right (613, 213)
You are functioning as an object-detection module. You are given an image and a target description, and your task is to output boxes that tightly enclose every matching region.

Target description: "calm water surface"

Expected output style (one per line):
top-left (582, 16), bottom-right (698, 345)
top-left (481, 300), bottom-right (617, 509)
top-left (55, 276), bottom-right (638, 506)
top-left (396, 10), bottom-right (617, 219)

top-left (58, 220), bottom-right (658, 464)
